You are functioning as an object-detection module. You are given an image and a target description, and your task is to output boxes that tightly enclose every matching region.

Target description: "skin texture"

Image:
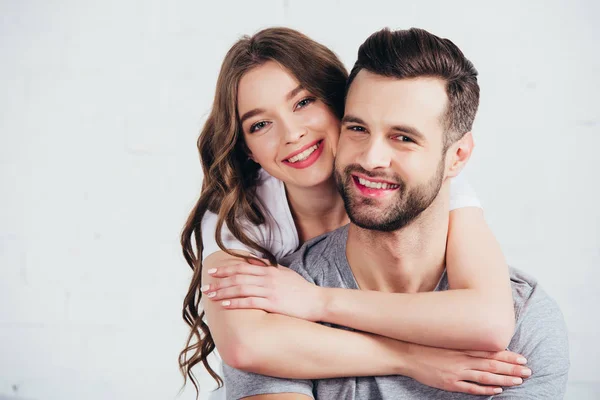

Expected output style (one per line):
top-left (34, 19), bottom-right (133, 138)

top-left (201, 64), bottom-right (521, 396)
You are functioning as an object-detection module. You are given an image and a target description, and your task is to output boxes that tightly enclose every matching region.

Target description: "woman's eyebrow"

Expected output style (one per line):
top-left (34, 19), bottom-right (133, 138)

top-left (240, 108), bottom-right (265, 125)
top-left (286, 85), bottom-right (304, 100)
top-left (240, 85), bottom-right (305, 125)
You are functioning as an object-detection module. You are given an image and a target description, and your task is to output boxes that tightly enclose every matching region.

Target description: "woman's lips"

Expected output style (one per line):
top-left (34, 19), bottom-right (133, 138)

top-left (282, 140), bottom-right (324, 169)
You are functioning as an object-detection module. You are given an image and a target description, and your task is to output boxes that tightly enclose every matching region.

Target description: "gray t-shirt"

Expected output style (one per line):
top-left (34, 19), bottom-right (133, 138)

top-left (224, 225), bottom-right (570, 399)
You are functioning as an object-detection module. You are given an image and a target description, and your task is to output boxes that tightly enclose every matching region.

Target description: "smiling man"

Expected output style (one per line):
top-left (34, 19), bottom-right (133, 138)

top-left (224, 27), bottom-right (570, 399)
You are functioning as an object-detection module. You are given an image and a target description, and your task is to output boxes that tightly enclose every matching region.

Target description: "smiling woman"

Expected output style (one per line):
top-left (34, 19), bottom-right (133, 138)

top-left (180, 27), bottom-right (525, 400)
top-left (237, 61), bottom-right (340, 190)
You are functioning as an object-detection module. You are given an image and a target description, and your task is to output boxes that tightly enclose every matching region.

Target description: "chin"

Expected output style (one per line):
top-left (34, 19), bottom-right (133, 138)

top-left (301, 171), bottom-right (334, 188)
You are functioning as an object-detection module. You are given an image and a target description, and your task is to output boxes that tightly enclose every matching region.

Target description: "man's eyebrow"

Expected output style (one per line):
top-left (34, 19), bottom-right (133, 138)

top-left (341, 115), bottom-right (367, 125)
top-left (287, 85), bottom-right (305, 101)
top-left (239, 108), bottom-right (265, 125)
top-left (390, 125), bottom-right (426, 141)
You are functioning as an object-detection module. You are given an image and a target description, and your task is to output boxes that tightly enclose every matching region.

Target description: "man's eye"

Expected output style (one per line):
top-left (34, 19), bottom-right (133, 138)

top-left (395, 135), bottom-right (414, 143)
top-left (347, 126), bottom-right (366, 133)
top-left (249, 121), bottom-right (270, 133)
top-left (296, 97), bottom-right (315, 110)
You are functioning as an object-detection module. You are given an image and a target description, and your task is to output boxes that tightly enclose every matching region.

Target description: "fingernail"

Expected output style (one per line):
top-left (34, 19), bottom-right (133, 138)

top-left (222, 300), bottom-right (231, 306)
top-left (206, 292), bottom-right (216, 298)
top-left (200, 285), bottom-right (210, 292)
top-left (494, 388), bottom-right (503, 394)
top-left (517, 357), bottom-right (527, 364)
top-left (513, 378), bottom-right (523, 384)
top-left (207, 268), bottom-right (217, 274)
top-left (522, 368), bottom-right (532, 377)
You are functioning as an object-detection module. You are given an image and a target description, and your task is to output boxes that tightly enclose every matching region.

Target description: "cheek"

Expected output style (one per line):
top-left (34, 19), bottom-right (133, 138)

top-left (398, 151), bottom-right (442, 182)
top-left (308, 107), bottom-right (341, 154)
top-left (334, 135), bottom-right (356, 166)
top-left (307, 106), bottom-right (340, 133)
top-left (245, 133), bottom-right (280, 165)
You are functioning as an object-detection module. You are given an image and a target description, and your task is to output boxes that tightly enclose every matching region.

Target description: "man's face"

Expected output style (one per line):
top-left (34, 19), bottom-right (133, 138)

top-left (334, 71), bottom-right (450, 231)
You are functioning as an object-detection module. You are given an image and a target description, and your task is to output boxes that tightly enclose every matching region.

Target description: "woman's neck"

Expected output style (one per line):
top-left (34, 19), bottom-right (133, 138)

top-left (285, 177), bottom-right (349, 243)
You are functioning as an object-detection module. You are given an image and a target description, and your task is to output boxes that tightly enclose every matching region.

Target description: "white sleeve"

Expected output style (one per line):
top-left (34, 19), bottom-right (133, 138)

top-left (200, 210), bottom-right (255, 261)
top-left (449, 173), bottom-right (482, 211)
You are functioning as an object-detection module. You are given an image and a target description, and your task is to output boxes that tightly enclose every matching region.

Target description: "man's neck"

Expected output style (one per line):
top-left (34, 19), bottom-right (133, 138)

top-left (286, 177), bottom-right (350, 243)
top-left (346, 184), bottom-right (451, 293)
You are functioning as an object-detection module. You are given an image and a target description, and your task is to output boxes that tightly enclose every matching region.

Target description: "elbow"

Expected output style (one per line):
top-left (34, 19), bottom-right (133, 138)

top-left (219, 336), bottom-right (262, 372)
top-left (476, 313), bottom-right (516, 351)
top-left (479, 328), bottom-right (513, 352)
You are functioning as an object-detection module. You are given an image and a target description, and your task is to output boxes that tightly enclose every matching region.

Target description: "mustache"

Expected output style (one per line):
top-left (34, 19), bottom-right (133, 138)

top-left (342, 164), bottom-right (402, 185)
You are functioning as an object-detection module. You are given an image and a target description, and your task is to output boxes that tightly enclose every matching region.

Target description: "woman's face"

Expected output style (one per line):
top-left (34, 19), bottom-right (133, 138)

top-left (237, 61), bottom-right (340, 190)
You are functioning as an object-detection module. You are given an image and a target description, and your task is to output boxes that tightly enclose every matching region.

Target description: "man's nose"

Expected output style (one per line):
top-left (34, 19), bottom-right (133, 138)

top-left (357, 136), bottom-right (392, 170)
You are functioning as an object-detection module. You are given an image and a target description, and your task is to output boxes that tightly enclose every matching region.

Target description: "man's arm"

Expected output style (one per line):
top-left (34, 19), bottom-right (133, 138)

top-left (494, 279), bottom-right (570, 398)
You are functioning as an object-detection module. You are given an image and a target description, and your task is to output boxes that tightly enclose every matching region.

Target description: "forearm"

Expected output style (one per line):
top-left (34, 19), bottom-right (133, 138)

top-left (318, 208), bottom-right (514, 350)
top-left (216, 310), bottom-right (412, 379)
top-left (319, 287), bottom-right (510, 351)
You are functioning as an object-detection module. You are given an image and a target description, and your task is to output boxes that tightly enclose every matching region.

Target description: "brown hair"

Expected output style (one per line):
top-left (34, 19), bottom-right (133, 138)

top-left (179, 27), bottom-right (347, 397)
top-left (347, 27), bottom-right (480, 148)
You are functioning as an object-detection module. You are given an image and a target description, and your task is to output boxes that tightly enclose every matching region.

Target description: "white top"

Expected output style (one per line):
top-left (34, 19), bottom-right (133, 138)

top-left (201, 169), bottom-right (481, 262)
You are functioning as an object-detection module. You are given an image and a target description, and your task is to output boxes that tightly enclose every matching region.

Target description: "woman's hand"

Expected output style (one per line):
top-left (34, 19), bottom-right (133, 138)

top-left (201, 261), bottom-right (325, 322)
top-left (406, 343), bottom-right (532, 395)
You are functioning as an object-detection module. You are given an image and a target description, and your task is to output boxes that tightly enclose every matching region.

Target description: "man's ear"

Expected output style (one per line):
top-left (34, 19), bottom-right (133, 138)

top-left (445, 132), bottom-right (474, 179)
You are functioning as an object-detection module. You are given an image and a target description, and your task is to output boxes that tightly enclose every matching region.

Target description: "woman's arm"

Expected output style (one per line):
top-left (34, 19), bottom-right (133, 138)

top-left (202, 250), bottom-right (410, 378)
top-left (207, 208), bottom-right (515, 351)
top-left (203, 251), bottom-right (527, 396)
top-left (203, 252), bottom-right (531, 395)
top-left (316, 208), bottom-right (515, 350)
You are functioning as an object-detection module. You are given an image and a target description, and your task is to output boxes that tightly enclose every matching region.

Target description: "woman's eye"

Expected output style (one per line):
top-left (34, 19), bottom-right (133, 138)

top-left (296, 97), bottom-right (315, 110)
top-left (249, 121), bottom-right (270, 133)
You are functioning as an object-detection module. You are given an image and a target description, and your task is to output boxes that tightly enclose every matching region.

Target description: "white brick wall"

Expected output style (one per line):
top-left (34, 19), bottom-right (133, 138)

top-left (1, 1), bottom-right (598, 399)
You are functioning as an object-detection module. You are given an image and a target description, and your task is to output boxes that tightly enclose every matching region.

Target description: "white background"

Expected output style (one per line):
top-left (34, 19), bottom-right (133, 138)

top-left (1, 0), bottom-right (598, 399)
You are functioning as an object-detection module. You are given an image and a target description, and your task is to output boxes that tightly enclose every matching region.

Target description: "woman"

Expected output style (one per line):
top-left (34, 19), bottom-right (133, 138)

top-left (180, 27), bottom-right (529, 398)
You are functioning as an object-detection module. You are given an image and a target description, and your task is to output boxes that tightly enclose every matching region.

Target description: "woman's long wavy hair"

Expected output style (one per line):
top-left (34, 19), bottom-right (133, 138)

top-left (179, 27), bottom-right (348, 397)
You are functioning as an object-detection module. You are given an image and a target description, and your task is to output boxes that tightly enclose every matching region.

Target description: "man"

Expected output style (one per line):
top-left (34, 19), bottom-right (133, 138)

top-left (225, 27), bottom-right (570, 399)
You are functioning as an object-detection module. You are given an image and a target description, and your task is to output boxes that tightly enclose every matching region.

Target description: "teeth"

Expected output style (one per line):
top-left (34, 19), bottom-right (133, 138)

top-left (357, 177), bottom-right (399, 190)
top-left (288, 143), bottom-right (319, 163)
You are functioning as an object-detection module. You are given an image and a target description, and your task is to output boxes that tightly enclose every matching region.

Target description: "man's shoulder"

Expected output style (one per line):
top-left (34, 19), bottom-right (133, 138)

top-left (507, 267), bottom-right (561, 322)
top-left (282, 225), bottom-right (349, 280)
top-left (507, 267), bottom-right (537, 313)
top-left (504, 267), bottom-right (570, 397)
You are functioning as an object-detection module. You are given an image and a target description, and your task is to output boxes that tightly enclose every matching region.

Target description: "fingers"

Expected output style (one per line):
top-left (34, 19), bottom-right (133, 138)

top-left (205, 285), bottom-right (269, 301)
top-left (452, 381), bottom-right (503, 396)
top-left (466, 350), bottom-right (528, 366)
top-left (201, 274), bottom-right (266, 293)
top-left (462, 370), bottom-right (524, 387)
top-left (206, 263), bottom-right (272, 278)
top-left (220, 297), bottom-right (272, 311)
top-left (473, 358), bottom-right (532, 378)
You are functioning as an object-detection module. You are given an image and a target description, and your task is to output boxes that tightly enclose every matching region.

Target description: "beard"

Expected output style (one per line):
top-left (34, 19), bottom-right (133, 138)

top-left (334, 159), bottom-right (445, 232)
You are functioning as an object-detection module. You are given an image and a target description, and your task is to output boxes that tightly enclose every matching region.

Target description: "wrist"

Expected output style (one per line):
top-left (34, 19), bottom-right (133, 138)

top-left (313, 286), bottom-right (334, 322)
top-left (396, 341), bottom-right (419, 377)
top-left (372, 335), bottom-right (416, 376)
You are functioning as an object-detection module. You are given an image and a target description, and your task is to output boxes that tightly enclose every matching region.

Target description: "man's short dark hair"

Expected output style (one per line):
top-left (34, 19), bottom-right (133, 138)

top-left (347, 28), bottom-right (479, 148)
